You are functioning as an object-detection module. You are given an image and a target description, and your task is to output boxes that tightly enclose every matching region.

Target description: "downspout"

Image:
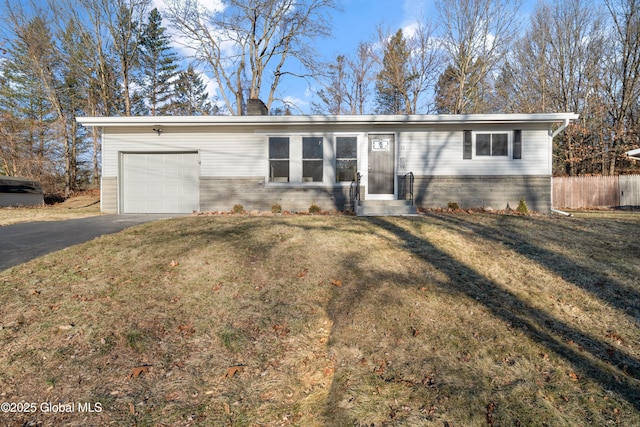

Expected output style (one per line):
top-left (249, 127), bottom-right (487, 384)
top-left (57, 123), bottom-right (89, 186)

top-left (550, 118), bottom-right (573, 217)
top-left (551, 118), bottom-right (570, 138)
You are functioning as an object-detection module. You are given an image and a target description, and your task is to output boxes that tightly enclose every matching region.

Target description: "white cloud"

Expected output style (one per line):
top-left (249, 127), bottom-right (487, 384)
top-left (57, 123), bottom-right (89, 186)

top-left (147, 0), bottom-right (235, 105)
top-left (400, 0), bottom-right (437, 37)
top-left (282, 95), bottom-right (310, 114)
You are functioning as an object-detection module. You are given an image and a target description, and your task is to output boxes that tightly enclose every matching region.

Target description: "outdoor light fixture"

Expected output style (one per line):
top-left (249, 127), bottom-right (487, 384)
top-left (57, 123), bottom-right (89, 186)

top-left (152, 126), bottom-right (163, 135)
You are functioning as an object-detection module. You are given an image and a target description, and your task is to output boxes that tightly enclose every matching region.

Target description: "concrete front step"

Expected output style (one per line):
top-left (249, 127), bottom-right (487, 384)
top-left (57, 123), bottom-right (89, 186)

top-left (355, 200), bottom-right (418, 216)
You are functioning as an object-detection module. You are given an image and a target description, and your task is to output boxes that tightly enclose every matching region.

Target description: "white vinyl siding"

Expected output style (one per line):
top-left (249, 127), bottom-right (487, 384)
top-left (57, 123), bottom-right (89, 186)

top-left (102, 123), bottom-right (553, 198)
top-left (102, 128), bottom-right (266, 178)
top-left (398, 126), bottom-right (551, 176)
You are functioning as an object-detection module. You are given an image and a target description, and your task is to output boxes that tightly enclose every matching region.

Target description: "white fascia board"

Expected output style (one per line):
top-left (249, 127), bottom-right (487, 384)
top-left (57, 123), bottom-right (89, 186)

top-left (76, 113), bottom-right (580, 128)
top-left (627, 148), bottom-right (640, 160)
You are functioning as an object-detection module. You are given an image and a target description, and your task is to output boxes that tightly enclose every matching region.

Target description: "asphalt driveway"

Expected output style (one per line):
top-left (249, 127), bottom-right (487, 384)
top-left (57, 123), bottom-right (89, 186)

top-left (0, 215), bottom-right (178, 271)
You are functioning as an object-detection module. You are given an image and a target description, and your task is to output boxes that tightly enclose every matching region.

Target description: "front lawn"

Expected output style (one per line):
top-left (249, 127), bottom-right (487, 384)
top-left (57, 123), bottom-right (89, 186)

top-left (0, 212), bottom-right (638, 426)
top-left (0, 194), bottom-right (101, 226)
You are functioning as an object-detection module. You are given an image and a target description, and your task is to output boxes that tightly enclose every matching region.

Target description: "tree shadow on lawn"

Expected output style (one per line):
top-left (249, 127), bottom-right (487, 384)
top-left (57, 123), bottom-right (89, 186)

top-left (425, 212), bottom-right (640, 320)
top-left (323, 216), bottom-right (640, 424)
top-left (131, 215), bottom-right (639, 423)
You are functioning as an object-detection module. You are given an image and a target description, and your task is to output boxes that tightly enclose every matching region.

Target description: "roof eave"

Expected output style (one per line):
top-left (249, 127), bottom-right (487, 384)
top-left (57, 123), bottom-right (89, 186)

top-left (76, 113), bottom-right (580, 128)
top-left (627, 148), bottom-right (640, 160)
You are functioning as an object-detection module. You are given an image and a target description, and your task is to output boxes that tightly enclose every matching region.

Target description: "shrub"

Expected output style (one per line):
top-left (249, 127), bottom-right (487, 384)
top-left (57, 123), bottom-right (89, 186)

top-left (308, 203), bottom-right (322, 214)
top-left (516, 198), bottom-right (529, 215)
top-left (447, 202), bottom-right (460, 211)
top-left (44, 192), bottom-right (66, 205)
top-left (231, 204), bottom-right (245, 214)
top-left (271, 203), bottom-right (282, 214)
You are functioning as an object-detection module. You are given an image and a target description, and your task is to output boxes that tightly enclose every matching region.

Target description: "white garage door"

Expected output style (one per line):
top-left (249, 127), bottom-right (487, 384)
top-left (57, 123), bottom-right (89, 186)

top-left (122, 153), bottom-right (199, 213)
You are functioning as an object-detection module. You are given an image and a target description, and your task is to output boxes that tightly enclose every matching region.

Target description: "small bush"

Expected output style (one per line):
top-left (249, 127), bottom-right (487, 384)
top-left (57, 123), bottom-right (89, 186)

top-left (447, 202), bottom-right (460, 211)
top-left (231, 204), bottom-right (245, 214)
top-left (516, 198), bottom-right (529, 214)
top-left (271, 203), bottom-right (282, 214)
top-left (44, 193), bottom-right (66, 205)
top-left (308, 203), bottom-right (322, 214)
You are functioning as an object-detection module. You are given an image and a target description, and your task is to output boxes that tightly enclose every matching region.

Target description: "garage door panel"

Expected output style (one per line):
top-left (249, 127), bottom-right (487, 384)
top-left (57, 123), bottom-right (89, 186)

top-left (122, 153), bottom-right (199, 213)
top-left (165, 169), bottom-right (182, 180)
top-left (128, 169), bottom-right (146, 181)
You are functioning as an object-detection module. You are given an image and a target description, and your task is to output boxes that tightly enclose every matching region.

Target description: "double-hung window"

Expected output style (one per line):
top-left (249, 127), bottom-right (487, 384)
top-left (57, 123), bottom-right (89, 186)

top-left (269, 137), bottom-right (289, 182)
top-left (302, 137), bottom-right (323, 182)
top-left (476, 133), bottom-right (509, 156)
top-left (336, 136), bottom-right (357, 182)
top-left (464, 130), bottom-right (522, 159)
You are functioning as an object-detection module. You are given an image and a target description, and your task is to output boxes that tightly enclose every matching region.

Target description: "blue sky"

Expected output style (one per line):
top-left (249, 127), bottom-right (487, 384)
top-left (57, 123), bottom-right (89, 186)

top-left (270, 0), bottom-right (538, 113)
top-left (0, 0), bottom-right (536, 114)
top-left (277, 0), bottom-right (439, 112)
top-left (161, 0), bottom-right (435, 113)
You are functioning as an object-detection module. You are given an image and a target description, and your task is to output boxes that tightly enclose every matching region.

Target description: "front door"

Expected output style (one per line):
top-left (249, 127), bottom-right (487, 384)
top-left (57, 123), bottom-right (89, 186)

top-left (368, 134), bottom-right (395, 197)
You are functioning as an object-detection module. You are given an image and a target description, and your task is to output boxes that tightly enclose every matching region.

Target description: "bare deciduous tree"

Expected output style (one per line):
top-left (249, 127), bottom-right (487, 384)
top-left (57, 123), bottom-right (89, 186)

top-left (405, 20), bottom-right (445, 114)
top-left (492, 0), bottom-right (612, 175)
top-left (602, 0), bottom-right (640, 175)
top-left (435, 0), bottom-right (522, 114)
top-left (313, 54), bottom-right (348, 114)
top-left (348, 42), bottom-right (376, 114)
top-left (313, 42), bottom-right (376, 115)
top-left (165, 0), bottom-right (336, 115)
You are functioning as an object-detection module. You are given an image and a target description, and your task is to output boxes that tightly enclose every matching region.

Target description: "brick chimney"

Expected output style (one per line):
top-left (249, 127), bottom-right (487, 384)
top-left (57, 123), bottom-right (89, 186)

top-left (246, 98), bottom-right (268, 116)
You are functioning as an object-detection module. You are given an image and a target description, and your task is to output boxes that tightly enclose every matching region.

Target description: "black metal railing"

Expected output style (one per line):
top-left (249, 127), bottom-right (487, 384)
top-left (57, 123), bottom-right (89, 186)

top-left (401, 172), bottom-right (414, 204)
top-left (349, 172), bottom-right (362, 210)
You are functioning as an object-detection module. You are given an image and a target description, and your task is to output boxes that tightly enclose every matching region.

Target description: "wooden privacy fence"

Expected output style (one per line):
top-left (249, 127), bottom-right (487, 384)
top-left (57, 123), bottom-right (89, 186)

top-left (552, 175), bottom-right (640, 208)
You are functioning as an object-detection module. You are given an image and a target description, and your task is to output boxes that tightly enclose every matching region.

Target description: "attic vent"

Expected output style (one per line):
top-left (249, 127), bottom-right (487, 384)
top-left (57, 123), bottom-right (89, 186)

top-left (247, 98), bottom-right (268, 116)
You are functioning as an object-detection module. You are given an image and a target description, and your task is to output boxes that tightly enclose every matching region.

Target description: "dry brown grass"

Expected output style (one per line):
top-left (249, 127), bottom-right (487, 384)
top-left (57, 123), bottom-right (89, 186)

top-left (0, 211), bottom-right (639, 426)
top-left (0, 194), bottom-right (101, 226)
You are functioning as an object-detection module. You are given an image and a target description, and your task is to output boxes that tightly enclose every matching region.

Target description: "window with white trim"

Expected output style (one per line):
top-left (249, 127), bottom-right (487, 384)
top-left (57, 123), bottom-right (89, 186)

top-left (476, 132), bottom-right (508, 156)
top-left (302, 137), bottom-right (323, 182)
top-left (336, 136), bottom-right (357, 182)
top-left (269, 137), bottom-right (289, 182)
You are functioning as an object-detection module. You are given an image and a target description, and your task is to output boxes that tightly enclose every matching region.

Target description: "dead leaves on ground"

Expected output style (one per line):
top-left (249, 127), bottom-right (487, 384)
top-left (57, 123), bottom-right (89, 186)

top-left (224, 365), bottom-right (245, 379)
top-left (486, 401), bottom-right (496, 426)
top-left (272, 323), bottom-right (290, 337)
top-left (128, 365), bottom-right (151, 379)
top-left (178, 322), bottom-right (195, 337)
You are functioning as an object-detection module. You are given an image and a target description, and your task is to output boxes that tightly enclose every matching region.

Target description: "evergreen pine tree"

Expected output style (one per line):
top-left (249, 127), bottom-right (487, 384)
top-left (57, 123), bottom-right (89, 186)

top-left (163, 65), bottom-right (217, 115)
top-left (375, 30), bottom-right (414, 114)
top-left (139, 8), bottom-right (180, 116)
